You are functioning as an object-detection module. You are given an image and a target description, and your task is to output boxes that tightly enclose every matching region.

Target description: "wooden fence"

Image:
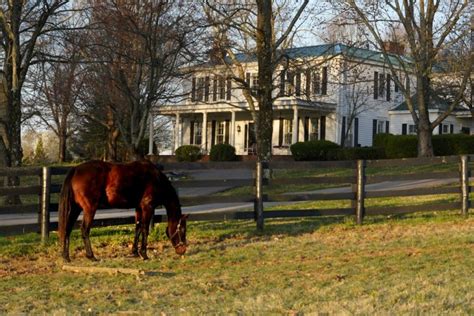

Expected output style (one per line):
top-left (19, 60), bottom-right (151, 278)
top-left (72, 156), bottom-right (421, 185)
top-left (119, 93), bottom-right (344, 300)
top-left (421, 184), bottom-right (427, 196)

top-left (0, 155), bottom-right (471, 240)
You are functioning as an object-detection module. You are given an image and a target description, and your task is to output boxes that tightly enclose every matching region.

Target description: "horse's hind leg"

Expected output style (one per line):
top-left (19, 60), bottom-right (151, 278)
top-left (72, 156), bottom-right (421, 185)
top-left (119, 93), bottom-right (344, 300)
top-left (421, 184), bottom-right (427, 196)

top-left (62, 206), bottom-right (81, 262)
top-left (81, 209), bottom-right (98, 261)
top-left (131, 209), bottom-right (142, 257)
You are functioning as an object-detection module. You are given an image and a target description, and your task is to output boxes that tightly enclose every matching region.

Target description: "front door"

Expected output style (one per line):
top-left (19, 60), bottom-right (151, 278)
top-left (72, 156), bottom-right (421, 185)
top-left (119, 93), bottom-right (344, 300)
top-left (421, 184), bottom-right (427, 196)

top-left (245, 123), bottom-right (257, 154)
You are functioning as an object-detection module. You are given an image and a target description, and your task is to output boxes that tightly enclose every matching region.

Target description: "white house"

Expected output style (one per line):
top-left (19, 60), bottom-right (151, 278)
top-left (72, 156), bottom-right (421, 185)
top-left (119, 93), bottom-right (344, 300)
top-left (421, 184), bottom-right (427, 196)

top-left (151, 43), bottom-right (473, 156)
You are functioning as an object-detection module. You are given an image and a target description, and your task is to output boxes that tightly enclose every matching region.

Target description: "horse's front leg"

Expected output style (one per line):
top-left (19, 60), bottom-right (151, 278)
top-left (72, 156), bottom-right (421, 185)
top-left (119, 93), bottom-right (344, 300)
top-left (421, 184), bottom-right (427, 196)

top-left (139, 206), bottom-right (153, 260)
top-left (132, 209), bottom-right (142, 257)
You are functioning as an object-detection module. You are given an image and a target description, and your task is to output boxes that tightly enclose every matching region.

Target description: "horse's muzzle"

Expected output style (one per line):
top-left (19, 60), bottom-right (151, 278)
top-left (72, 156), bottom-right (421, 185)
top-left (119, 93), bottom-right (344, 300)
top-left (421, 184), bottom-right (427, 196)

top-left (175, 244), bottom-right (187, 255)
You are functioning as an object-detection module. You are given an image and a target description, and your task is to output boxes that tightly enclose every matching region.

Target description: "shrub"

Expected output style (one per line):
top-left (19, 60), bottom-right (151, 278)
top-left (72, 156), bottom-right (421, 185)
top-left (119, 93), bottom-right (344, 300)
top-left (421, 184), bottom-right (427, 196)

top-left (433, 134), bottom-right (474, 156)
top-left (210, 144), bottom-right (237, 161)
top-left (175, 145), bottom-right (202, 162)
top-left (385, 135), bottom-right (418, 158)
top-left (373, 133), bottom-right (394, 149)
top-left (290, 140), bottom-right (340, 161)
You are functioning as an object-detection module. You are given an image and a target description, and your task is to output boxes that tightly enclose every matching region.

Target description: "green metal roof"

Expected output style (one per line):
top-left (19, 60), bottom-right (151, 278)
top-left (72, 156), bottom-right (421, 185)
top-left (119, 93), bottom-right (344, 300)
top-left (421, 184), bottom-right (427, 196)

top-left (226, 43), bottom-right (408, 66)
top-left (391, 93), bottom-right (464, 112)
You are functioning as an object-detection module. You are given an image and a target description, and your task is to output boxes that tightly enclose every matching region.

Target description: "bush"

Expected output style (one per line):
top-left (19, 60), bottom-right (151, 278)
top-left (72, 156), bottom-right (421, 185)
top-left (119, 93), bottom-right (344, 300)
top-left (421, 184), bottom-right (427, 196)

top-left (175, 145), bottom-right (202, 162)
top-left (210, 144), bottom-right (237, 161)
top-left (385, 135), bottom-right (418, 158)
top-left (290, 140), bottom-right (340, 161)
top-left (373, 133), bottom-right (394, 149)
top-left (433, 134), bottom-right (474, 156)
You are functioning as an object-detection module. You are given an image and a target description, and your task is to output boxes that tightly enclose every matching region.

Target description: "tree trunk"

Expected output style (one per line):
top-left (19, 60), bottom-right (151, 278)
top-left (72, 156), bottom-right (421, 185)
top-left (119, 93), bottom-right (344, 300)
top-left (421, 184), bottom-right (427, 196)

top-left (58, 130), bottom-right (67, 163)
top-left (416, 76), bottom-right (434, 157)
top-left (256, 0), bottom-right (274, 163)
top-left (106, 128), bottom-right (120, 162)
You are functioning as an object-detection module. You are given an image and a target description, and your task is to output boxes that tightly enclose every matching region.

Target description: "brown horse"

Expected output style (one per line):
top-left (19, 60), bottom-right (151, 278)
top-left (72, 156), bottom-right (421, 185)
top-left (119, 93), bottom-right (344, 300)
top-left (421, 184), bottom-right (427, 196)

top-left (58, 160), bottom-right (187, 262)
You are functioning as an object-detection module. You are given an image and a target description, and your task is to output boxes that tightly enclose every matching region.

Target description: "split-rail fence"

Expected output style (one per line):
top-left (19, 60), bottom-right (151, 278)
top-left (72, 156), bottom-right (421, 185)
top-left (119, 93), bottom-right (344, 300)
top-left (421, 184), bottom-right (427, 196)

top-left (0, 155), bottom-right (471, 241)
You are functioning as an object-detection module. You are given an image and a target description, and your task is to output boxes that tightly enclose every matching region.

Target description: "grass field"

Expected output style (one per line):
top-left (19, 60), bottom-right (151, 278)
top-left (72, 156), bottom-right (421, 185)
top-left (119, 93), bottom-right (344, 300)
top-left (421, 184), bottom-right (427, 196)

top-left (1, 211), bottom-right (473, 314)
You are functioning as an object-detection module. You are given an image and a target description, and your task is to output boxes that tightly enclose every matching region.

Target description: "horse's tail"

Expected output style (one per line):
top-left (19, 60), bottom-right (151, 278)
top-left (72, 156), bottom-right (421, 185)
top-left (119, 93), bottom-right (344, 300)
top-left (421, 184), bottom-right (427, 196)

top-left (58, 167), bottom-right (76, 243)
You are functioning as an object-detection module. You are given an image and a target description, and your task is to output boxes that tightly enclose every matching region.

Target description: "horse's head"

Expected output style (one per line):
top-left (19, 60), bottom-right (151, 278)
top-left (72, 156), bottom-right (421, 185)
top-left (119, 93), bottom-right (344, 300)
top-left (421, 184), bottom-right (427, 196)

top-left (156, 169), bottom-right (188, 255)
top-left (166, 214), bottom-right (188, 255)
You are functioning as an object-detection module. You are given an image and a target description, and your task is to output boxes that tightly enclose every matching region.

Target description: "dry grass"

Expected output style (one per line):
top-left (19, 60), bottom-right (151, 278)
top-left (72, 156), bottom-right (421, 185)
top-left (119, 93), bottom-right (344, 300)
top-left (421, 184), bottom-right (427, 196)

top-left (0, 211), bottom-right (473, 314)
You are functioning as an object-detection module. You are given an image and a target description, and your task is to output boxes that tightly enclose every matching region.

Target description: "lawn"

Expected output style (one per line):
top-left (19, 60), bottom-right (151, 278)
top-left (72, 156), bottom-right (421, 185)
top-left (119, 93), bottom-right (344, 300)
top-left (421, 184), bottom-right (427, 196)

top-left (0, 211), bottom-right (473, 314)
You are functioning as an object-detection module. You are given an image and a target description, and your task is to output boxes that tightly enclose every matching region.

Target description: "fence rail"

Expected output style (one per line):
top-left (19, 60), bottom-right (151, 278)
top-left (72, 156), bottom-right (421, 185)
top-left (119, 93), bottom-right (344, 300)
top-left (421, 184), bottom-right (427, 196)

top-left (0, 155), bottom-right (472, 239)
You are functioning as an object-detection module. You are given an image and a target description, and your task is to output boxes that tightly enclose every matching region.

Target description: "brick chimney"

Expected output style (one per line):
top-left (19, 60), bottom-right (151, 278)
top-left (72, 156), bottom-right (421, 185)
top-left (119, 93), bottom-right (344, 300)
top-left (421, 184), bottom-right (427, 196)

top-left (383, 41), bottom-right (405, 55)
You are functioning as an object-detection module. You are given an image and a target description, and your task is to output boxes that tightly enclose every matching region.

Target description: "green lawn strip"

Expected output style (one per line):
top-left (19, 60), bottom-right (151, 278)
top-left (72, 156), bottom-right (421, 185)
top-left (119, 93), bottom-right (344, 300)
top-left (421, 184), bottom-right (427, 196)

top-left (0, 214), bottom-right (472, 314)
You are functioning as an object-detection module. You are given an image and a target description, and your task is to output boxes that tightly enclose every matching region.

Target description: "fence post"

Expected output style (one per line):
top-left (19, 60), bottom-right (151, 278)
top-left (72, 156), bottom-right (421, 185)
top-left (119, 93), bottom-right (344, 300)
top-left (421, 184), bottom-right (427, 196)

top-left (41, 166), bottom-right (51, 243)
top-left (356, 160), bottom-right (366, 225)
top-left (460, 155), bottom-right (470, 216)
top-left (254, 161), bottom-right (264, 230)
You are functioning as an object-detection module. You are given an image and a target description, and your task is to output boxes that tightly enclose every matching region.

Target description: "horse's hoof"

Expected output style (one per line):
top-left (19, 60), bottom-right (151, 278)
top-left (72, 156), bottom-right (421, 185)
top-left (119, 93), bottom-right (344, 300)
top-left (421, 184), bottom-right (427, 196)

top-left (131, 251), bottom-right (140, 258)
top-left (140, 253), bottom-right (149, 260)
top-left (87, 255), bottom-right (98, 262)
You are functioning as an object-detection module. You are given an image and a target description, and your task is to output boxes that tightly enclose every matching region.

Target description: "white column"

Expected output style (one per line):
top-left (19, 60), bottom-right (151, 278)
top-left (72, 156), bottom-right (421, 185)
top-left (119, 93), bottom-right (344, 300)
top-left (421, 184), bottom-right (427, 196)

top-left (148, 113), bottom-right (154, 155)
top-left (174, 113), bottom-right (181, 151)
top-left (292, 106), bottom-right (299, 144)
top-left (230, 111), bottom-right (236, 147)
top-left (202, 112), bottom-right (208, 152)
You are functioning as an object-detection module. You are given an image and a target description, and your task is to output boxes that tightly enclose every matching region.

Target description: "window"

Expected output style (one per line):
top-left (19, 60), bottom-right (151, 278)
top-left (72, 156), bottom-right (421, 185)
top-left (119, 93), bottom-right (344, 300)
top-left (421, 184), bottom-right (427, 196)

top-left (386, 74), bottom-right (391, 101)
top-left (286, 71), bottom-right (295, 95)
top-left (191, 121), bottom-right (202, 145)
top-left (216, 121), bottom-right (225, 144)
top-left (408, 124), bottom-right (417, 135)
top-left (212, 76), bottom-right (218, 101)
top-left (312, 69), bottom-right (321, 95)
top-left (279, 70), bottom-right (286, 96)
top-left (218, 76), bottom-right (225, 100)
top-left (377, 120), bottom-right (385, 134)
top-left (197, 77), bottom-right (204, 101)
top-left (321, 67), bottom-right (328, 95)
top-left (283, 119), bottom-right (293, 145)
top-left (252, 73), bottom-right (259, 95)
top-left (442, 124), bottom-right (449, 134)
top-left (191, 77), bottom-right (196, 102)
top-left (310, 118), bottom-right (319, 140)
top-left (378, 73), bottom-right (385, 99)
top-left (295, 71), bottom-right (301, 96)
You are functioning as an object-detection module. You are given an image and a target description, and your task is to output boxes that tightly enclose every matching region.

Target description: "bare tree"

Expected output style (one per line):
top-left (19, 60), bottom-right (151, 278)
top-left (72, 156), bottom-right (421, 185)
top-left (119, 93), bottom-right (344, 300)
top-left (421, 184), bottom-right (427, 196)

top-left (27, 33), bottom-right (85, 162)
top-left (204, 0), bottom-right (310, 162)
top-left (83, 0), bottom-right (201, 160)
top-left (0, 1), bottom-right (69, 168)
top-left (341, 0), bottom-right (472, 156)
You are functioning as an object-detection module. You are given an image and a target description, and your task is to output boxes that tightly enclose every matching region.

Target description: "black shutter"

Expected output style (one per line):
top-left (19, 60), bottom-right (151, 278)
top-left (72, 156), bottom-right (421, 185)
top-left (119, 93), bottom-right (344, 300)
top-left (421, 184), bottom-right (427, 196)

top-left (341, 116), bottom-right (346, 145)
top-left (385, 121), bottom-right (390, 134)
top-left (304, 117), bottom-right (309, 141)
top-left (191, 77), bottom-right (196, 102)
top-left (320, 116), bottom-right (326, 140)
top-left (402, 124), bottom-right (407, 135)
top-left (394, 75), bottom-right (399, 92)
top-left (204, 76), bottom-right (210, 101)
top-left (190, 121), bottom-right (194, 145)
top-left (213, 77), bottom-right (217, 101)
top-left (211, 120), bottom-right (216, 146)
top-left (373, 71), bottom-right (378, 99)
top-left (305, 69), bottom-right (311, 98)
top-left (246, 72), bottom-right (251, 86)
top-left (372, 119), bottom-right (377, 142)
top-left (278, 117), bottom-right (283, 147)
top-left (450, 124), bottom-right (454, 134)
top-left (225, 120), bottom-right (230, 144)
top-left (354, 117), bottom-right (359, 147)
top-left (379, 73), bottom-right (385, 98)
top-left (386, 74), bottom-right (391, 101)
top-left (226, 78), bottom-right (232, 100)
top-left (244, 124), bottom-right (248, 150)
top-left (438, 124), bottom-right (442, 135)
top-left (321, 67), bottom-right (328, 95)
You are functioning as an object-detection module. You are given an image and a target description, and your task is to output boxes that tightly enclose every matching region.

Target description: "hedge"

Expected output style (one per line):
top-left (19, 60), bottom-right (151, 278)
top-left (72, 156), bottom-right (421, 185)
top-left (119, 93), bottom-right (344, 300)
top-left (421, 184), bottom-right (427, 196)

top-left (290, 140), bottom-right (340, 161)
top-left (210, 144), bottom-right (237, 161)
top-left (175, 145), bottom-right (202, 162)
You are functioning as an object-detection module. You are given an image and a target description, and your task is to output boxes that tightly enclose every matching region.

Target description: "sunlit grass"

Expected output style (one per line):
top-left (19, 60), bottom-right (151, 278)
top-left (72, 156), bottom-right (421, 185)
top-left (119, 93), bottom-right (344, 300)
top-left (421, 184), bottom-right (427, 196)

top-left (0, 212), bottom-right (472, 314)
